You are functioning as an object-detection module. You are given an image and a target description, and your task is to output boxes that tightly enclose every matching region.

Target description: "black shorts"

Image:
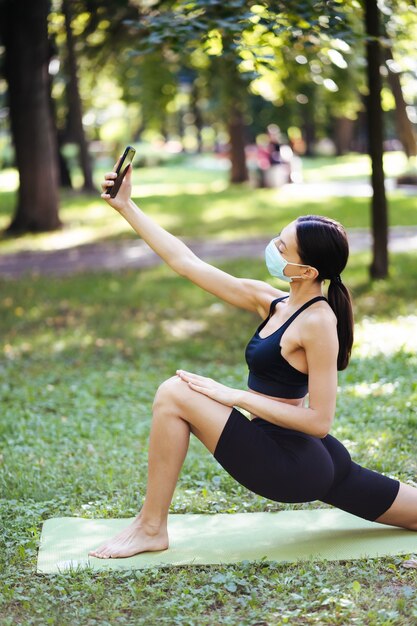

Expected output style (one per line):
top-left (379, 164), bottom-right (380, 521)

top-left (214, 408), bottom-right (400, 521)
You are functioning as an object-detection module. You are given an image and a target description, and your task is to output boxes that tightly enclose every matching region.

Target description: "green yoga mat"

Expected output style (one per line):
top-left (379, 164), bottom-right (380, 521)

top-left (37, 509), bottom-right (417, 574)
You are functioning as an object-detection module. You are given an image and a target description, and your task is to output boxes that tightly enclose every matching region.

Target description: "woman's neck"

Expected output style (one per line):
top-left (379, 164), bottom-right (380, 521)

top-left (286, 281), bottom-right (324, 305)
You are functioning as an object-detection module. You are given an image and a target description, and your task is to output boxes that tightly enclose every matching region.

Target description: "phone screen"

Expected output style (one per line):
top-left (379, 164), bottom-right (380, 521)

top-left (108, 146), bottom-right (136, 198)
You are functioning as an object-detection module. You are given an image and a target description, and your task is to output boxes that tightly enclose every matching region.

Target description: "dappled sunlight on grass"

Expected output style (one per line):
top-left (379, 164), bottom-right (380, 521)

top-left (346, 380), bottom-right (399, 398)
top-left (1, 154), bottom-right (416, 255)
top-left (161, 318), bottom-right (208, 340)
top-left (302, 151), bottom-right (408, 182)
top-left (346, 251), bottom-right (417, 319)
top-left (28, 222), bottom-right (130, 251)
top-left (131, 179), bottom-right (228, 198)
top-left (201, 194), bottom-right (254, 225)
top-left (64, 199), bottom-right (109, 219)
top-left (0, 186), bottom-right (412, 254)
top-left (354, 316), bottom-right (417, 357)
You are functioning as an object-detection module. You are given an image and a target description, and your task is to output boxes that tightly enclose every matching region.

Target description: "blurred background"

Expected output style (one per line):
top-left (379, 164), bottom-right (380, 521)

top-left (0, 0), bottom-right (416, 277)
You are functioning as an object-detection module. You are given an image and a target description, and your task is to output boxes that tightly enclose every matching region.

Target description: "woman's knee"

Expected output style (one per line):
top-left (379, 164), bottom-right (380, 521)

top-left (152, 376), bottom-right (190, 413)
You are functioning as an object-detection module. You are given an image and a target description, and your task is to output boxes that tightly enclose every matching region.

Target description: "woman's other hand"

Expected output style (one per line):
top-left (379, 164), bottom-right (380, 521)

top-left (101, 157), bottom-right (133, 212)
top-left (176, 370), bottom-right (241, 407)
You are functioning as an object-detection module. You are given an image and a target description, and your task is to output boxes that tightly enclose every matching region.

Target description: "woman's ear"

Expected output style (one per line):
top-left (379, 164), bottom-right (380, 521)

top-left (302, 266), bottom-right (319, 281)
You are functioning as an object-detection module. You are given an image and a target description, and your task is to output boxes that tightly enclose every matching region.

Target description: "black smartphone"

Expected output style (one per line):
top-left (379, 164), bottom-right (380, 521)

top-left (107, 145), bottom-right (136, 198)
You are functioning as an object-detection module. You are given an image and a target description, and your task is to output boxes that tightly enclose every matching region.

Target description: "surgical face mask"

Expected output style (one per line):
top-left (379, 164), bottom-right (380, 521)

top-left (265, 239), bottom-right (308, 283)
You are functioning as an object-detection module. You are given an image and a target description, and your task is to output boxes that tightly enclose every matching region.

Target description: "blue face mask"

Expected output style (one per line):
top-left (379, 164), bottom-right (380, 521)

top-left (265, 239), bottom-right (308, 283)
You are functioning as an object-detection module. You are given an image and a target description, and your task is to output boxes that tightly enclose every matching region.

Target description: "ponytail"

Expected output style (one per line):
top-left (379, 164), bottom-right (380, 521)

top-left (295, 215), bottom-right (354, 370)
top-left (327, 278), bottom-right (354, 370)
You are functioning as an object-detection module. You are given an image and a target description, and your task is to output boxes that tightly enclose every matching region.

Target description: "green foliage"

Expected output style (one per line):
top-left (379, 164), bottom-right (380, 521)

top-left (131, 0), bottom-right (354, 55)
top-left (1, 250), bottom-right (417, 624)
top-left (119, 0), bottom-right (365, 145)
top-left (42, 0), bottom-right (417, 162)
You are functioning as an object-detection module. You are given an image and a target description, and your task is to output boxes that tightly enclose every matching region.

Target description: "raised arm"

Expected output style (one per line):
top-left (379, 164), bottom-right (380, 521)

top-left (102, 163), bottom-right (285, 316)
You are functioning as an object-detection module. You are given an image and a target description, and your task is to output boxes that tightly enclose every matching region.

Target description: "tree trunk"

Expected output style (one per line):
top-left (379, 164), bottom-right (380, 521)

top-left (351, 109), bottom-right (368, 153)
top-left (177, 106), bottom-right (185, 148)
top-left (2, 0), bottom-right (61, 233)
top-left (384, 47), bottom-right (417, 158)
top-left (364, 0), bottom-right (389, 279)
top-left (62, 0), bottom-right (95, 192)
top-left (302, 109), bottom-right (316, 157)
top-left (48, 49), bottom-right (73, 189)
top-left (58, 144), bottom-right (73, 188)
top-left (219, 47), bottom-right (249, 184)
top-left (191, 82), bottom-right (204, 154)
top-left (228, 102), bottom-right (248, 183)
top-left (333, 117), bottom-right (355, 155)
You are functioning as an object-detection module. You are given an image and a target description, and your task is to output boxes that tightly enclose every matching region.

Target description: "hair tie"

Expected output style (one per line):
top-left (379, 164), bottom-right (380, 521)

top-left (332, 274), bottom-right (342, 284)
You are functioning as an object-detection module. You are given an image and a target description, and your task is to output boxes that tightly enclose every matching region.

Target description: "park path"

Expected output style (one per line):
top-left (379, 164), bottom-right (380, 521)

top-left (1, 225), bottom-right (417, 279)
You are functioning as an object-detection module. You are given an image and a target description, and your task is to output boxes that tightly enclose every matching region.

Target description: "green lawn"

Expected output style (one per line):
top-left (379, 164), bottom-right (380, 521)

top-left (0, 152), bottom-right (415, 254)
top-left (1, 251), bottom-right (417, 625)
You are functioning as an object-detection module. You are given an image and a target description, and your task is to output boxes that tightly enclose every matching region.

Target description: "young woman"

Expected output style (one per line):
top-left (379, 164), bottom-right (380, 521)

top-left (89, 162), bottom-right (417, 559)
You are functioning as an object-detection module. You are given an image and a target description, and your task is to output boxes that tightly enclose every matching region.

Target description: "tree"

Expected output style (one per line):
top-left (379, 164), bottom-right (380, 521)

top-left (382, 1), bottom-right (417, 158)
top-left (62, 0), bottom-right (95, 191)
top-left (364, 0), bottom-right (389, 279)
top-left (128, 0), bottom-right (351, 182)
top-left (0, 0), bottom-right (61, 233)
top-left (385, 46), bottom-right (417, 158)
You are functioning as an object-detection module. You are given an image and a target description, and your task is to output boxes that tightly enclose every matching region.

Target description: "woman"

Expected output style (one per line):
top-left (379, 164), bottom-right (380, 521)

top-left (89, 162), bottom-right (417, 559)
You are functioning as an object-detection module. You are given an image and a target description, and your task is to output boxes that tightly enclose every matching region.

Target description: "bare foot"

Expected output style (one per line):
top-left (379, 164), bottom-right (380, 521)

top-left (88, 518), bottom-right (169, 559)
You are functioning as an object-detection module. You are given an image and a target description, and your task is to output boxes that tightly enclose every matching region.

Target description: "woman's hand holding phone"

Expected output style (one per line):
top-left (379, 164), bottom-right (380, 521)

top-left (101, 146), bottom-right (135, 213)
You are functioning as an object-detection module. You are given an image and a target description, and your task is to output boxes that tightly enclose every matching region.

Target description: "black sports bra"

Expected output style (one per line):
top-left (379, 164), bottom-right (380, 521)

top-left (244, 295), bottom-right (327, 399)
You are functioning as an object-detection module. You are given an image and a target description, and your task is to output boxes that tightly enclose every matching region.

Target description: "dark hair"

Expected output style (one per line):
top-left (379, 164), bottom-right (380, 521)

top-left (295, 215), bottom-right (354, 370)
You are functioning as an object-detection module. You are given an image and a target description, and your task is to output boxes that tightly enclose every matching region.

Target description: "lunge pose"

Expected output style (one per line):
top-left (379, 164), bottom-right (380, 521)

top-left (89, 161), bottom-right (417, 559)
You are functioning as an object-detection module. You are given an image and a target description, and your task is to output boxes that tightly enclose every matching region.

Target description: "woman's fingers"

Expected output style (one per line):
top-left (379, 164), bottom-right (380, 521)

top-left (177, 371), bottom-right (195, 385)
top-left (188, 383), bottom-right (208, 395)
top-left (176, 371), bottom-right (214, 392)
top-left (101, 172), bottom-right (117, 192)
top-left (103, 173), bottom-right (116, 184)
top-left (176, 370), bottom-right (205, 383)
top-left (177, 369), bottom-right (203, 378)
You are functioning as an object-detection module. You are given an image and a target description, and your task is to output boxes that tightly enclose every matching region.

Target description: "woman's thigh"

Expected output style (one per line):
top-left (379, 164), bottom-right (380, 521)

top-left (215, 413), bottom-right (335, 502)
top-left (320, 434), bottom-right (400, 521)
top-left (153, 375), bottom-right (234, 454)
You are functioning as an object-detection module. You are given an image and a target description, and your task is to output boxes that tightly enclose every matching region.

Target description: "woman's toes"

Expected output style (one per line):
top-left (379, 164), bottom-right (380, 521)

top-left (89, 546), bottom-right (108, 558)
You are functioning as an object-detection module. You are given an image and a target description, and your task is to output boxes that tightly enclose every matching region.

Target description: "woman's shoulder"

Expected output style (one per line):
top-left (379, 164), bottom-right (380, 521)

top-left (301, 301), bottom-right (338, 345)
top-left (305, 299), bottom-right (337, 325)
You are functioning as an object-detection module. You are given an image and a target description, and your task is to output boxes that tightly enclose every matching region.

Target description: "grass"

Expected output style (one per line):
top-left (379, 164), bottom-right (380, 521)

top-left (0, 152), bottom-right (416, 254)
top-left (301, 151), bottom-right (412, 182)
top-left (1, 249), bottom-right (417, 625)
